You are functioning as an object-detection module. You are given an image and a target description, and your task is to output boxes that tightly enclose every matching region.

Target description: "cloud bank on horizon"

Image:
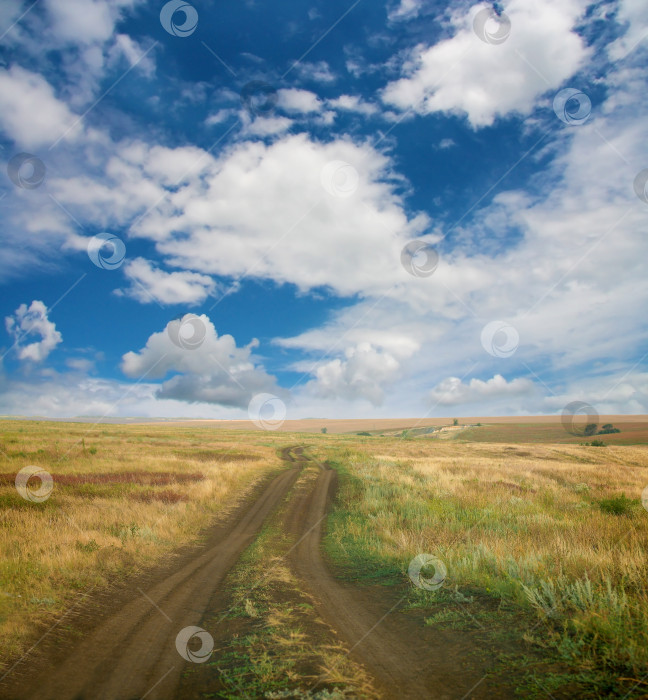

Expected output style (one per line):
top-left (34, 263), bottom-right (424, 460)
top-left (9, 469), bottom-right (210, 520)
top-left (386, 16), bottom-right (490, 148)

top-left (0, 0), bottom-right (646, 420)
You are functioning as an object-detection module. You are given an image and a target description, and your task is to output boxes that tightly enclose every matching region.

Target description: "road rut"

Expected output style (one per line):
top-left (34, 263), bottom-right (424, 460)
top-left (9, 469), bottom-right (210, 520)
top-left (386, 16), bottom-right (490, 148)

top-left (2, 463), bottom-right (300, 700)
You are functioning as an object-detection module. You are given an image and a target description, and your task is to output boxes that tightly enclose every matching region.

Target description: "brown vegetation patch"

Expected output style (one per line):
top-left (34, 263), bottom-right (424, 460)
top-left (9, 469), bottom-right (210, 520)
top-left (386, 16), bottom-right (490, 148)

top-left (0, 471), bottom-right (204, 487)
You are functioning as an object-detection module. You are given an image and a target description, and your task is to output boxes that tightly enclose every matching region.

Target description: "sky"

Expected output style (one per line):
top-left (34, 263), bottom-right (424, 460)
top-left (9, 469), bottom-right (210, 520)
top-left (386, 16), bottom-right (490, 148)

top-left (0, 0), bottom-right (647, 422)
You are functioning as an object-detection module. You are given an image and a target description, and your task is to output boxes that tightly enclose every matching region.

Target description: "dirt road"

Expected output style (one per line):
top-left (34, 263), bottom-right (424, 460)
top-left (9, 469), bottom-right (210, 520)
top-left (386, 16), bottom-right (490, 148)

top-left (1, 458), bottom-right (301, 700)
top-left (285, 454), bottom-right (498, 700)
top-left (1, 446), bottom-right (506, 699)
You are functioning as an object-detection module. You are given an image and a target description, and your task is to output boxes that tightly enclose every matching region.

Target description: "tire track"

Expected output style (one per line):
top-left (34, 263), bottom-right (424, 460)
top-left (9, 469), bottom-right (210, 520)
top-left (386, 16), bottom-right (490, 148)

top-left (3, 463), bottom-right (301, 700)
top-left (284, 452), bottom-right (497, 699)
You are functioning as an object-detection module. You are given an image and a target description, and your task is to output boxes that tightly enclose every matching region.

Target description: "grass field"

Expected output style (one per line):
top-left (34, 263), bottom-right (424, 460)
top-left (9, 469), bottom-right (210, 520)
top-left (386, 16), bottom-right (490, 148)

top-left (320, 439), bottom-right (648, 696)
top-left (0, 420), bottom-right (289, 663)
top-left (1, 418), bottom-right (647, 698)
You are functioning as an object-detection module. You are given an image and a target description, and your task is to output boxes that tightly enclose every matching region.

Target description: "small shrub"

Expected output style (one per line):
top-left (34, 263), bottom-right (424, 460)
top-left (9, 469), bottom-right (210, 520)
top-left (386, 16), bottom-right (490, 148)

top-left (452, 418), bottom-right (459, 426)
top-left (356, 431), bottom-right (371, 437)
top-left (321, 427), bottom-right (327, 434)
top-left (597, 494), bottom-right (634, 515)
top-left (584, 423), bottom-right (598, 436)
top-left (589, 439), bottom-right (606, 447)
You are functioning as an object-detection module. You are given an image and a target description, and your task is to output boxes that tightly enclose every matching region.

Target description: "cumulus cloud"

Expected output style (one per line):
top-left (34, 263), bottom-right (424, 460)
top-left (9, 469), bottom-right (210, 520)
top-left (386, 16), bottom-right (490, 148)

top-left (277, 88), bottom-right (322, 113)
top-left (119, 258), bottom-right (216, 305)
top-left (0, 66), bottom-right (81, 148)
top-left (125, 133), bottom-right (428, 297)
top-left (429, 374), bottom-right (536, 406)
top-left (307, 343), bottom-right (404, 406)
top-left (5, 300), bottom-right (62, 363)
top-left (121, 314), bottom-right (280, 409)
top-left (382, 0), bottom-right (590, 127)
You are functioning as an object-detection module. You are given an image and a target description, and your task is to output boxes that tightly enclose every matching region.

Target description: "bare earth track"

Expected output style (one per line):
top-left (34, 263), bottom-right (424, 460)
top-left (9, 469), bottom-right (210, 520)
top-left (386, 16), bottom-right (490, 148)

top-left (1, 459), bottom-right (301, 700)
top-left (1, 446), bottom-right (509, 699)
top-left (285, 451), bottom-right (507, 700)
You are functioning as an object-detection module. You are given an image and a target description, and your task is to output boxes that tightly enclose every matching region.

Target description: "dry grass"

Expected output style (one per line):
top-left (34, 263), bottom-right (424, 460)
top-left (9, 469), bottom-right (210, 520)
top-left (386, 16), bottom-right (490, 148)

top-left (0, 420), bottom-right (282, 668)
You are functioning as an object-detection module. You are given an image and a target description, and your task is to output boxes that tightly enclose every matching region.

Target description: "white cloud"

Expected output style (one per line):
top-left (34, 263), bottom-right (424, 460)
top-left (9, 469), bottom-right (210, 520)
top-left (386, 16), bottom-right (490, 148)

top-left (109, 34), bottom-right (155, 76)
top-left (243, 116), bottom-right (293, 136)
top-left (329, 94), bottom-right (379, 116)
top-left (205, 108), bottom-right (236, 126)
top-left (304, 341), bottom-right (416, 406)
top-left (66, 357), bottom-right (95, 373)
top-left (0, 66), bottom-right (81, 148)
top-left (126, 133), bottom-right (428, 296)
top-left (119, 258), bottom-right (216, 305)
top-left (607, 0), bottom-right (648, 61)
top-left (5, 300), bottom-right (62, 363)
top-left (43, 0), bottom-right (119, 44)
top-left (294, 60), bottom-right (336, 83)
top-left (429, 374), bottom-right (536, 406)
top-left (121, 314), bottom-right (280, 409)
top-left (3, 0), bottom-right (152, 109)
top-left (382, 0), bottom-right (590, 127)
top-left (277, 88), bottom-right (322, 113)
top-left (388, 0), bottom-right (424, 22)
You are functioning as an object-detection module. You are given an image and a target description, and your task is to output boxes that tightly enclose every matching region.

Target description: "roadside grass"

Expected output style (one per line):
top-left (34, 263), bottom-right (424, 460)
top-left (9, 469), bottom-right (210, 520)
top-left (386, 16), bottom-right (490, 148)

top-left (0, 420), bottom-right (283, 670)
top-left (189, 464), bottom-right (377, 699)
top-left (319, 439), bottom-right (648, 697)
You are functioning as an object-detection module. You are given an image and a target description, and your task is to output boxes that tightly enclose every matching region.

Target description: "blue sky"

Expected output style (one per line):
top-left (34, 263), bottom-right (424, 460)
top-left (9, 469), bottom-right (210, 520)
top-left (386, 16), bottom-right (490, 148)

top-left (0, 0), bottom-right (646, 420)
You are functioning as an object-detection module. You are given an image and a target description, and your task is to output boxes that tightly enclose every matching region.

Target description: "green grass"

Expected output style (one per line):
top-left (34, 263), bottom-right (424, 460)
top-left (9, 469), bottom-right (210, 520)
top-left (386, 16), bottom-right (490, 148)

top-left (318, 441), bottom-right (648, 698)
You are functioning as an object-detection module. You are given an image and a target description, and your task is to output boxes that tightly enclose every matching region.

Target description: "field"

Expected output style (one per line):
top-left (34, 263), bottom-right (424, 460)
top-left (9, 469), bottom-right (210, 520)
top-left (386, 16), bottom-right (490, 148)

top-left (0, 418), bottom-right (647, 698)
